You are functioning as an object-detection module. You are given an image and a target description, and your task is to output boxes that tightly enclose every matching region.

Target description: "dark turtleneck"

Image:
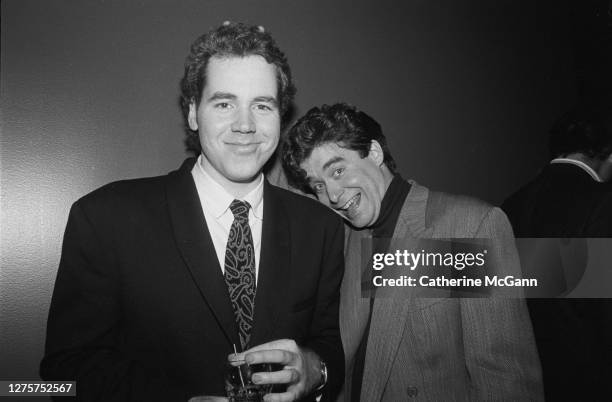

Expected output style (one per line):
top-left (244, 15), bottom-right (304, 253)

top-left (371, 174), bottom-right (412, 241)
top-left (351, 174), bottom-right (411, 401)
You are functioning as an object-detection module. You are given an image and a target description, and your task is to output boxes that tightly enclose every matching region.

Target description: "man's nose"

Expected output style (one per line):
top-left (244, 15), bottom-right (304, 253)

top-left (231, 108), bottom-right (255, 133)
top-left (326, 181), bottom-right (344, 205)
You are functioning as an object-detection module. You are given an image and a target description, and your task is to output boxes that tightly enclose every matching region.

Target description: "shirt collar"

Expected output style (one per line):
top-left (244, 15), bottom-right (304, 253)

top-left (243, 176), bottom-right (264, 221)
top-left (192, 154), bottom-right (264, 220)
top-left (550, 157), bottom-right (602, 182)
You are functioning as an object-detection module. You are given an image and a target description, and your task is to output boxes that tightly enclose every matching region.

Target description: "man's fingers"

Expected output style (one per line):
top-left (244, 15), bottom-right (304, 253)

top-left (230, 339), bottom-right (298, 363)
top-left (245, 339), bottom-right (297, 353)
top-left (252, 368), bottom-right (299, 385)
top-left (263, 390), bottom-right (298, 402)
top-left (245, 348), bottom-right (295, 365)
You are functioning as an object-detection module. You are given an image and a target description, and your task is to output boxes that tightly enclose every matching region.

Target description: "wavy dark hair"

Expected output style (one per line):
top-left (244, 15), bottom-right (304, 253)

top-left (549, 104), bottom-right (612, 160)
top-left (281, 103), bottom-right (397, 193)
top-left (180, 22), bottom-right (296, 153)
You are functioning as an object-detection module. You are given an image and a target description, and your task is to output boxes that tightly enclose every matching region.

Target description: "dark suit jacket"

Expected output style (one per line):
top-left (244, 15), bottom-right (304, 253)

top-left (41, 158), bottom-right (345, 401)
top-left (503, 163), bottom-right (611, 236)
top-left (502, 162), bottom-right (612, 400)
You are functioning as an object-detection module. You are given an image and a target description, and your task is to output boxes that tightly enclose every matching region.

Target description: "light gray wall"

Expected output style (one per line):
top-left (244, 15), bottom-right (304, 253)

top-left (1, 0), bottom-right (575, 384)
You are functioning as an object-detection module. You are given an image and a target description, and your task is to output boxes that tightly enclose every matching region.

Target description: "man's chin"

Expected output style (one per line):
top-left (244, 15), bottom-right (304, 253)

top-left (330, 207), bottom-right (370, 229)
top-left (223, 163), bottom-right (266, 182)
top-left (343, 213), bottom-right (368, 230)
top-left (227, 172), bottom-right (262, 184)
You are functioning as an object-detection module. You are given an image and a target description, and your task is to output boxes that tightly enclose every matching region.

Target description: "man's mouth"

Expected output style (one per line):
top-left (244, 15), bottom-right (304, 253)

top-left (339, 194), bottom-right (361, 216)
top-left (226, 142), bottom-right (260, 154)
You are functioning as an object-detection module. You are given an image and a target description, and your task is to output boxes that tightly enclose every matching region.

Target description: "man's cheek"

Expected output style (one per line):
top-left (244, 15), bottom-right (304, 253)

top-left (344, 174), bottom-right (361, 187)
top-left (316, 194), bottom-right (331, 206)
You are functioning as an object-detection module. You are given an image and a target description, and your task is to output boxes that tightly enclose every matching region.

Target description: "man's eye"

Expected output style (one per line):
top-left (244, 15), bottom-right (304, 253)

top-left (254, 104), bottom-right (272, 112)
top-left (312, 183), bottom-right (325, 193)
top-left (215, 102), bottom-right (232, 109)
top-left (332, 168), bottom-right (344, 178)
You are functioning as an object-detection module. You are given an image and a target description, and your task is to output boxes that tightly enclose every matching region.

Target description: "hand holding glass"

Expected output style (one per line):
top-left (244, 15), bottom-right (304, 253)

top-left (226, 354), bottom-right (272, 402)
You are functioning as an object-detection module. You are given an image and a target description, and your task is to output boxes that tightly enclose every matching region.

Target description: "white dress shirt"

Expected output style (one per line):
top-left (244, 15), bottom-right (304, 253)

top-left (191, 155), bottom-right (264, 283)
top-left (550, 157), bottom-right (602, 182)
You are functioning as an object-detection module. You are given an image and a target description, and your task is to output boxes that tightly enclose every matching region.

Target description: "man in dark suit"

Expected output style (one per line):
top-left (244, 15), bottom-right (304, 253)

top-left (40, 23), bottom-right (344, 402)
top-left (503, 106), bottom-right (612, 236)
top-left (282, 103), bottom-right (543, 401)
top-left (502, 105), bottom-right (612, 400)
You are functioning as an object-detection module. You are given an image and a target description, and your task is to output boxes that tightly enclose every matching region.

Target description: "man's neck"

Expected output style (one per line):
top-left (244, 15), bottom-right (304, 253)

top-left (380, 164), bottom-right (395, 195)
top-left (199, 155), bottom-right (262, 199)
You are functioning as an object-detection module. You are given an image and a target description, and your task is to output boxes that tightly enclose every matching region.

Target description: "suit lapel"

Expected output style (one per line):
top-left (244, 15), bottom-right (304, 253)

top-left (250, 180), bottom-right (292, 346)
top-left (361, 182), bottom-right (432, 402)
top-left (166, 158), bottom-right (239, 348)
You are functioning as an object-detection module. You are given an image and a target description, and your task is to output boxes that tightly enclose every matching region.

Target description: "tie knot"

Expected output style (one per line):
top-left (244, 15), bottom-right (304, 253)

top-left (229, 199), bottom-right (251, 220)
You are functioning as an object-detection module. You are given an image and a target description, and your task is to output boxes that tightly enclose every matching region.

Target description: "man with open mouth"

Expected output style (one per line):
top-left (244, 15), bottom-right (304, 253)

top-left (281, 103), bottom-right (544, 402)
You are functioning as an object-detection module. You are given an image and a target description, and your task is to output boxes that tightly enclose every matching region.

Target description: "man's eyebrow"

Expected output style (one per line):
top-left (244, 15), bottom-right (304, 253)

top-left (206, 92), bottom-right (237, 102)
top-left (322, 156), bottom-right (344, 171)
top-left (253, 96), bottom-right (278, 106)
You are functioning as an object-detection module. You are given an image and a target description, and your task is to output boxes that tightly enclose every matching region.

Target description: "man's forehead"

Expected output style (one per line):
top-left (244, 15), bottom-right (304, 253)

top-left (203, 55), bottom-right (278, 97)
top-left (302, 143), bottom-right (346, 176)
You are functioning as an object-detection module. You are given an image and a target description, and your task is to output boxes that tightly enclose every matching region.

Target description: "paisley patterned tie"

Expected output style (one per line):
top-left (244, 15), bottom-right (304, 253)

top-left (224, 199), bottom-right (256, 350)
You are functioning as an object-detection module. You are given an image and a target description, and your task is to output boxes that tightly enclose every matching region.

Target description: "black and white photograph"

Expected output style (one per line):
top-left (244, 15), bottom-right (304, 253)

top-left (2, 0), bottom-right (611, 400)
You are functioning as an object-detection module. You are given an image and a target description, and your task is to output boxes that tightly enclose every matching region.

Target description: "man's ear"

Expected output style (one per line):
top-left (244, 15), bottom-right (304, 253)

top-left (367, 140), bottom-right (385, 166)
top-left (188, 101), bottom-right (198, 131)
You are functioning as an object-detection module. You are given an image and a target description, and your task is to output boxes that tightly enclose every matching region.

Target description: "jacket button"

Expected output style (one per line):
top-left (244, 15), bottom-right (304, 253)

top-left (407, 386), bottom-right (418, 397)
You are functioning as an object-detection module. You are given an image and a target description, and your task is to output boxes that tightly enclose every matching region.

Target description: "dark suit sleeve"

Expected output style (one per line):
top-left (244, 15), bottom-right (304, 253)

top-left (303, 216), bottom-right (345, 401)
top-left (40, 203), bottom-right (188, 402)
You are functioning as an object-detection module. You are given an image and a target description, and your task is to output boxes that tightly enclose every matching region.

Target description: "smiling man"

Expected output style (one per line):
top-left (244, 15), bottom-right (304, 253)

top-left (282, 103), bottom-right (543, 401)
top-left (41, 23), bottom-right (344, 401)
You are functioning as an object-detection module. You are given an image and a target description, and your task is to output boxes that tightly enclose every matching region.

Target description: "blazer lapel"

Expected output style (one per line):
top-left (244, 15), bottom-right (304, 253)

top-left (361, 181), bottom-right (431, 402)
top-left (250, 180), bottom-right (292, 346)
top-left (394, 181), bottom-right (432, 239)
top-left (166, 158), bottom-right (239, 348)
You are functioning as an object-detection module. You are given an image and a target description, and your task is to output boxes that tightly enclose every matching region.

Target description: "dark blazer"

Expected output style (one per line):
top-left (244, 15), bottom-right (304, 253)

top-left (503, 163), bottom-right (611, 236)
top-left (41, 158), bottom-right (345, 401)
top-left (502, 162), bottom-right (612, 400)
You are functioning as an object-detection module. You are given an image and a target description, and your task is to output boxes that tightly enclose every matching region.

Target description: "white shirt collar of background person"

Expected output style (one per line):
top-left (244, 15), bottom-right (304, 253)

top-left (550, 157), bottom-right (602, 182)
top-left (191, 154), bottom-right (264, 281)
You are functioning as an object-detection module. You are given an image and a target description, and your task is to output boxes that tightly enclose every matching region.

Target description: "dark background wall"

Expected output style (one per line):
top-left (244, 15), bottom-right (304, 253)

top-left (1, 0), bottom-right (604, 387)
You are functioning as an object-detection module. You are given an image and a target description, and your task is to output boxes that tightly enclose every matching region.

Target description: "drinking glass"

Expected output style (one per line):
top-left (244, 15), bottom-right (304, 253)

top-left (225, 356), bottom-right (272, 402)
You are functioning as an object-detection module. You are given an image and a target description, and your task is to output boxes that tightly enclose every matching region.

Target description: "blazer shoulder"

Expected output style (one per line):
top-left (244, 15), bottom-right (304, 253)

top-left (74, 173), bottom-right (170, 216)
top-left (501, 180), bottom-right (532, 210)
top-left (428, 190), bottom-right (493, 218)
top-left (425, 189), bottom-right (500, 235)
top-left (268, 183), bottom-right (343, 226)
top-left (75, 159), bottom-right (195, 208)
